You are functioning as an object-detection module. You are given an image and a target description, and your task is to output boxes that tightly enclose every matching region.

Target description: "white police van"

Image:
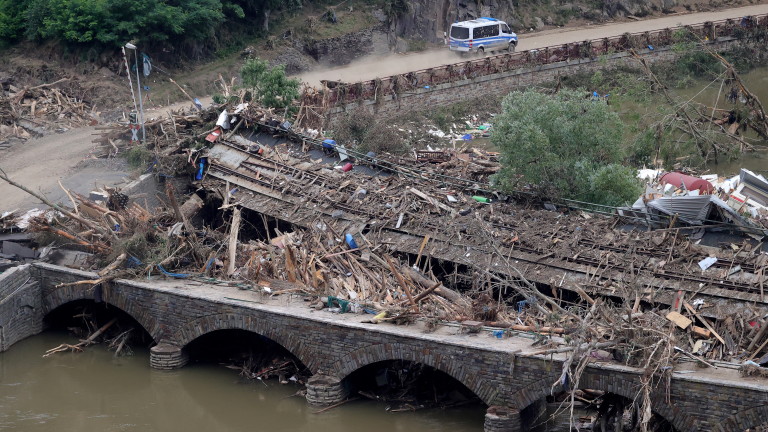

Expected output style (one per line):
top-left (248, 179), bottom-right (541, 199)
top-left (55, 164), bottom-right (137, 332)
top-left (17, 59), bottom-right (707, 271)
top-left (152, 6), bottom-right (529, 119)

top-left (447, 17), bottom-right (518, 55)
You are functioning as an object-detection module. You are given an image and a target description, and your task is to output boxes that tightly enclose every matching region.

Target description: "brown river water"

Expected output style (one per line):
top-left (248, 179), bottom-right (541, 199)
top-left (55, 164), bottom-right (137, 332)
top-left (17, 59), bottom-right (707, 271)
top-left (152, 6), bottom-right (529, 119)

top-left (0, 332), bottom-right (485, 432)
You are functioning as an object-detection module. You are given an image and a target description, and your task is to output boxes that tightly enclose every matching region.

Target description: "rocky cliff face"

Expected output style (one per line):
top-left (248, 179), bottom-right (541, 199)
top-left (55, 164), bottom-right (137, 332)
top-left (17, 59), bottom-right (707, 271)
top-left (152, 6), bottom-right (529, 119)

top-left (394, 0), bottom-right (519, 42)
top-left (392, 0), bottom-right (684, 43)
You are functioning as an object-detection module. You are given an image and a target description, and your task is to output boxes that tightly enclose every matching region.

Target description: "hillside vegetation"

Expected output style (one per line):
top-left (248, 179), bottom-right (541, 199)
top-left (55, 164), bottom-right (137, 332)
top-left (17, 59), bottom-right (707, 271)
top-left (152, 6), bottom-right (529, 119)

top-left (0, 0), bottom-right (390, 56)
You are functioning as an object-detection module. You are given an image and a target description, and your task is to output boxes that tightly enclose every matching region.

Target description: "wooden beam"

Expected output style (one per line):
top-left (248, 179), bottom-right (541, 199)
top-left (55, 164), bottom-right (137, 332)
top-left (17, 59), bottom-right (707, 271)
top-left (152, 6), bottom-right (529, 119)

top-left (683, 301), bottom-right (725, 346)
top-left (227, 207), bottom-right (242, 276)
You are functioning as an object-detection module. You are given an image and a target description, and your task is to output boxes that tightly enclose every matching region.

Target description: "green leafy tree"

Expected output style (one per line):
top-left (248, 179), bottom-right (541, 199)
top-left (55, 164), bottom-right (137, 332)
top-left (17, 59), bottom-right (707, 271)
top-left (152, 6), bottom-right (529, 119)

top-left (492, 89), bottom-right (641, 206)
top-left (40, 0), bottom-right (106, 43)
top-left (241, 58), bottom-right (299, 111)
top-left (0, 0), bottom-right (27, 42)
top-left (96, 0), bottom-right (183, 45)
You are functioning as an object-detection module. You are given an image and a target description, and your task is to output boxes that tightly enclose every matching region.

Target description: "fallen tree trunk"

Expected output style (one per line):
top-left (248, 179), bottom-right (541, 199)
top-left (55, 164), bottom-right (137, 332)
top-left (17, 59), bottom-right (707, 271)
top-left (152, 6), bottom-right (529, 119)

top-left (403, 266), bottom-right (471, 309)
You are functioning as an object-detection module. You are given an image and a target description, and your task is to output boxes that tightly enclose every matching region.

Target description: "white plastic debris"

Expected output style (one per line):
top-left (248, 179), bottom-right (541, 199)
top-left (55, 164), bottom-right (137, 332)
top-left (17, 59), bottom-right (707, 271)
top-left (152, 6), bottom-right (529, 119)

top-left (216, 109), bottom-right (230, 129)
top-left (637, 169), bottom-right (662, 181)
top-left (698, 257), bottom-right (718, 271)
top-left (427, 129), bottom-right (446, 138)
top-left (233, 103), bottom-right (248, 114)
top-left (16, 209), bottom-right (46, 229)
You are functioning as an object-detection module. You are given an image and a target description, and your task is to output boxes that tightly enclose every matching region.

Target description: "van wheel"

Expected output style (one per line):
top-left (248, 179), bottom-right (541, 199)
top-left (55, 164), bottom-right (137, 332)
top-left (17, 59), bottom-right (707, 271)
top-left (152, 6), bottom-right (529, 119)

top-left (508, 42), bottom-right (516, 53)
top-left (477, 47), bottom-right (485, 56)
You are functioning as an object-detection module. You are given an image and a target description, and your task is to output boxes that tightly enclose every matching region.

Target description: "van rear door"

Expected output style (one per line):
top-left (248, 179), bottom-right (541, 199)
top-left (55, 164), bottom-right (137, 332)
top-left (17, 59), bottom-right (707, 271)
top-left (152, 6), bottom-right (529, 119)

top-left (449, 25), bottom-right (470, 51)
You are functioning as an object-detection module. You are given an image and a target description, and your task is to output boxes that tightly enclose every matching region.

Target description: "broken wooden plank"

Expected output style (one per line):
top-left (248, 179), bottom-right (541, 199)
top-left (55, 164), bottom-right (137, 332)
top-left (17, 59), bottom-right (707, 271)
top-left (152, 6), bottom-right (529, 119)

top-left (666, 311), bottom-right (692, 329)
top-left (407, 187), bottom-right (456, 216)
top-left (691, 325), bottom-right (712, 339)
top-left (683, 301), bottom-right (726, 346)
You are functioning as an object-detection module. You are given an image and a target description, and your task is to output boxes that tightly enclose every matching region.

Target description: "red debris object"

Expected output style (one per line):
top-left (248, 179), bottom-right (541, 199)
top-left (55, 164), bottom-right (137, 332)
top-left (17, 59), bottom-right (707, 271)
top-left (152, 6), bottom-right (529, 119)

top-left (206, 127), bottom-right (222, 143)
top-left (660, 172), bottom-right (714, 194)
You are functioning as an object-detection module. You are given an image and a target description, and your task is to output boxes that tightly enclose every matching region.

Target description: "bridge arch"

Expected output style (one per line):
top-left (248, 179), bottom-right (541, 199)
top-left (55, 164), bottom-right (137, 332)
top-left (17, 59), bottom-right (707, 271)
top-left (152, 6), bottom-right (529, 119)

top-left (171, 312), bottom-right (314, 371)
top-left (718, 405), bottom-right (768, 432)
top-left (42, 284), bottom-right (160, 341)
top-left (326, 343), bottom-right (499, 406)
top-left (513, 371), bottom-right (697, 432)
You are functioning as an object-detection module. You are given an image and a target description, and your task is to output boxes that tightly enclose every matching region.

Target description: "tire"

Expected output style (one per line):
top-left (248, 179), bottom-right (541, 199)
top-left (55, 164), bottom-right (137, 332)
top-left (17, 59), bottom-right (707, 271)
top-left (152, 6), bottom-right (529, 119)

top-left (477, 47), bottom-right (485, 57)
top-left (508, 42), bottom-right (516, 53)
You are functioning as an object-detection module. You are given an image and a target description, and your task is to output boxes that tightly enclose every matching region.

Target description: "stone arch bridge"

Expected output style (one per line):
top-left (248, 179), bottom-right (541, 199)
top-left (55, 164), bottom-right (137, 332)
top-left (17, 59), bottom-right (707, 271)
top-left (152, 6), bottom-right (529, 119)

top-left (2, 263), bottom-right (767, 432)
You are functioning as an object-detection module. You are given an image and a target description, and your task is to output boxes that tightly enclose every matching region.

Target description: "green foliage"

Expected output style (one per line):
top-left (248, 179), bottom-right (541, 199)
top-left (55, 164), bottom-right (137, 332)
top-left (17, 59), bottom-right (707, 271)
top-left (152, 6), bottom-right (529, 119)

top-left (584, 164), bottom-right (643, 207)
top-left (492, 89), bottom-right (639, 206)
top-left (240, 58), bottom-right (299, 111)
top-left (126, 145), bottom-right (153, 168)
top-left (40, 0), bottom-right (104, 43)
top-left (0, 0), bottom-right (26, 42)
top-left (331, 109), bottom-right (408, 154)
top-left (382, 0), bottom-right (410, 20)
top-left (0, 0), bottom-right (233, 46)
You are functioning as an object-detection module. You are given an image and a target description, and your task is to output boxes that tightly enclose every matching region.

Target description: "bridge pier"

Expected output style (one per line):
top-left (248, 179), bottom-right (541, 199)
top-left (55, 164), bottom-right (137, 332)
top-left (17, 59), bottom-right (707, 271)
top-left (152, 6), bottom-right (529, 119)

top-left (305, 375), bottom-right (349, 406)
top-left (149, 343), bottom-right (188, 369)
top-left (484, 406), bottom-right (522, 432)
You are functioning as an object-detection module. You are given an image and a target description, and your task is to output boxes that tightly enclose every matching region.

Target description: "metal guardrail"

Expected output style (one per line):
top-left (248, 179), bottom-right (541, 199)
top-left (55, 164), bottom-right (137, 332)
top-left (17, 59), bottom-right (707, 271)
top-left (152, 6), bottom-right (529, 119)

top-left (300, 14), bottom-right (768, 108)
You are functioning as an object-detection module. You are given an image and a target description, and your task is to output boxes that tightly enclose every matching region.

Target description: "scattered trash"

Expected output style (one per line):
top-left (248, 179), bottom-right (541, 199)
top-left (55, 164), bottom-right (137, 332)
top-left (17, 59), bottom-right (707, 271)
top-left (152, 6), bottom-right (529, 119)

top-left (698, 257), bottom-right (718, 271)
top-left (344, 233), bottom-right (358, 249)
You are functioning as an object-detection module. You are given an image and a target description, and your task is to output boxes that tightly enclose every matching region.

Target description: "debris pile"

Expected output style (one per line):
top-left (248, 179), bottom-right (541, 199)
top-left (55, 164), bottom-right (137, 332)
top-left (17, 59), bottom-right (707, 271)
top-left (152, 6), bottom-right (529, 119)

top-left (2, 92), bottom-right (768, 430)
top-left (0, 77), bottom-right (95, 145)
top-left (626, 169), bottom-right (768, 237)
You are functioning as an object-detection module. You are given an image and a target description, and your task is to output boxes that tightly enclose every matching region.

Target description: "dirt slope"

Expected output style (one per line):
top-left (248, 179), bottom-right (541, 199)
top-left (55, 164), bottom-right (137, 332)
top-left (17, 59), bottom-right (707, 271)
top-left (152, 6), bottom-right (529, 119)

top-left (299, 3), bottom-right (768, 86)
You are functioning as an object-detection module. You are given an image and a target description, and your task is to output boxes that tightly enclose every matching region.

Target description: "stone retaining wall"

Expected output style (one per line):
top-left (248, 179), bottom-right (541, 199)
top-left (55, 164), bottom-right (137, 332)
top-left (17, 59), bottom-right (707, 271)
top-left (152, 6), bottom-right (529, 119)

top-left (326, 39), bottom-right (738, 123)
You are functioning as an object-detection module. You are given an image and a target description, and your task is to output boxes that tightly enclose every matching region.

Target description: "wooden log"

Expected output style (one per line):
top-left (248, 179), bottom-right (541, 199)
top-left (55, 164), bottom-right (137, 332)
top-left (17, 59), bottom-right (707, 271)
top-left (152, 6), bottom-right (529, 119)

top-left (166, 184), bottom-right (190, 232)
top-left (748, 319), bottom-right (768, 352)
top-left (403, 266), bottom-right (470, 309)
top-left (168, 78), bottom-right (199, 110)
top-left (485, 322), bottom-right (567, 334)
top-left (227, 207), bottom-right (242, 276)
top-left (98, 253), bottom-right (127, 277)
top-left (386, 256), bottom-right (417, 311)
top-left (179, 193), bottom-right (204, 221)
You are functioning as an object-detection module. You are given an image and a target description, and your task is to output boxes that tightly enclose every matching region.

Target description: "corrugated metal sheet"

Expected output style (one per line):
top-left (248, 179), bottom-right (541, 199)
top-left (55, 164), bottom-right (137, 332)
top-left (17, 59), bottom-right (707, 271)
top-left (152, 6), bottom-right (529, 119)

top-left (740, 168), bottom-right (768, 206)
top-left (645, 195), bottom-right (712, 224)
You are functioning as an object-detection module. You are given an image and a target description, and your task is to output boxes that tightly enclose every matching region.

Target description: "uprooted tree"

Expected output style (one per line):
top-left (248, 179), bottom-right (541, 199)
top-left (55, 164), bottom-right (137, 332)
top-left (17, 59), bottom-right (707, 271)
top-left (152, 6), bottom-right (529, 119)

top-left (491, 88), bottom-right (642, 206)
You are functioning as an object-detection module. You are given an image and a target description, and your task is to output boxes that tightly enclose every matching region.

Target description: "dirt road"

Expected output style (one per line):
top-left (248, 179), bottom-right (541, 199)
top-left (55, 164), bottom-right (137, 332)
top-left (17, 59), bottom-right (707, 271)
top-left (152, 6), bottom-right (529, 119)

top-left (299, 3), bottom-right (768, 86)
top-left (0, 128), bottom-right (130, 213)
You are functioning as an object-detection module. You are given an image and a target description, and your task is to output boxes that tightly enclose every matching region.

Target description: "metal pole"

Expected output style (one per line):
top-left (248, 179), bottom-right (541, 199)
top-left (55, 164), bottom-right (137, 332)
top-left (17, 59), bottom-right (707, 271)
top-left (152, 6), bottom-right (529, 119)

top-left (133, 49), bottom-right (146, 142)
top-left (121, 47), bottom-right (139, 116)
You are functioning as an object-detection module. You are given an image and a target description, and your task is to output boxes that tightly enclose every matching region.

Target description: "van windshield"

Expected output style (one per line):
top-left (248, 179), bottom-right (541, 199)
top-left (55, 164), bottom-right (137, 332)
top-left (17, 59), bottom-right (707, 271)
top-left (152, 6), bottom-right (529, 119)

top-left (450, 26), bottom-right (469, 39)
